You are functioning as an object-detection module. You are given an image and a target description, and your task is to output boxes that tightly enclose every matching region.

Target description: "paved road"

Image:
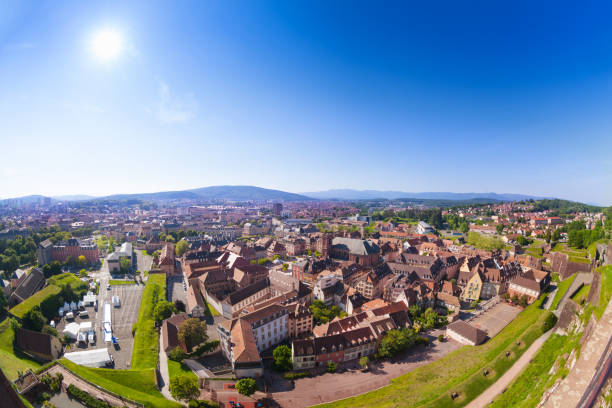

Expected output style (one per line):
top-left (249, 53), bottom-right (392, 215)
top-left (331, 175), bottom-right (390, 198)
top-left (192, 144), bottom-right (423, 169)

top-left (465, 329), bottom-right (553, 408)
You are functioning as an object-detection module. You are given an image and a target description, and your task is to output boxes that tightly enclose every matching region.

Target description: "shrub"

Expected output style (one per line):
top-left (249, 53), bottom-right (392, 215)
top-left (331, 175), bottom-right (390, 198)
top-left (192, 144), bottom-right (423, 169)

top-left (327, 361), bottom-right (337, 373)
top-left (191, 340), bottom-right (220, 357)
top-left (188, 400), bottom-right (219, 408)
top-left (359, 356), bottom-right (370, 369)
top-left (437, 334), bottom-right (445, 342)
top-left (67, 384), bottom-right (113, 408)
top-left (284, 371), bottom-right (311, 380)
top-left (273, 345), bottom-right (293, 371)
top-left (542, 312), bottom-right (558, 332)
top-left (416, 336), bottom-right (430, 346)
top-left (169, 347), bottom-right (188, 362)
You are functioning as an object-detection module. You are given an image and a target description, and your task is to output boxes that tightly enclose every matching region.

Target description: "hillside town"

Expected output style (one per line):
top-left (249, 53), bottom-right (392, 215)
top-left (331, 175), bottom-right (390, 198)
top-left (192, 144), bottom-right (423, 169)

top-left (1, 195), bottom-right (611, 408)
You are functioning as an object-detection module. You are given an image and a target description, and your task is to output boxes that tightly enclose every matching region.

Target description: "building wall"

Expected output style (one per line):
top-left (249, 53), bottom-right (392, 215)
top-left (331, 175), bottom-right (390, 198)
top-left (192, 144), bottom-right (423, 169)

top-left (446, 329), bottom-right (476, 346)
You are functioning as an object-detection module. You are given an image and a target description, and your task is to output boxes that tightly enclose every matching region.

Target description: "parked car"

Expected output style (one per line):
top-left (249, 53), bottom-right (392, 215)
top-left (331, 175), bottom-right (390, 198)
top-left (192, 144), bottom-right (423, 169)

top-left (65, 311), bottom-right (74, 320)
top-left (79, 310), bottom-right (89, 318)
top-left (106, 283), bottom-right (111, 290)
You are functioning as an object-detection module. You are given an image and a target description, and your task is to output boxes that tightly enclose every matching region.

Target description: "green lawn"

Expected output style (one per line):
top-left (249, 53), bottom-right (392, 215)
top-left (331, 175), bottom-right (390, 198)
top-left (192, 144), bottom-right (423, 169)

top-left (526, 247), bottom-right (544, 259)
top-left (168, 360), bottom-right (197, 382)
top-left (0, 320), bottom-right (41, 381)
top-left (317, 297), bottom-right (548, 408)
top-left (489, 333), bottom-right (580, 408)
top-left (131, 273), bottom-right (166, 370)
top-left (571, 284), bottom-right (591, 305)
top-left (109, 279), bottom-right (135, 286)
top-left (594, 265), bottom-right (612, 320)
top-left (9, 285), bottom-right (61, 318)
top-left (59, 359), bottom-right (180, 408)
top-left (47, 273), bottom-right (84, 287)
top-left (550, 274), bottom-right (576, 310)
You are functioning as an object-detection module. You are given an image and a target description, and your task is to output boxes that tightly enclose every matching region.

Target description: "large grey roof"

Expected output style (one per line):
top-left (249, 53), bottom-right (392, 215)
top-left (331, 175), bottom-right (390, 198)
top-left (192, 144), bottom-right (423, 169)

top-left (331, 237), bottom-right (380, 256)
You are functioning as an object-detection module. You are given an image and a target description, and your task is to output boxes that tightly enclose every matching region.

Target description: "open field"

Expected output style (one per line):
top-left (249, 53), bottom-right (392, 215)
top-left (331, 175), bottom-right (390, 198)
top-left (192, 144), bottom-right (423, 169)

top-left (317, 297), bottom-right (549, 408)
top-left (550, 274), bottom-right (576, 310)
top-left (131, 273), bottom-right (166, 370)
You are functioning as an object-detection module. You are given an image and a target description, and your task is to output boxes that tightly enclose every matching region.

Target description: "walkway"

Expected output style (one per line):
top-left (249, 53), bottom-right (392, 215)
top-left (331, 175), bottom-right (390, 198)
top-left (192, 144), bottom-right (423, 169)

top-left (543, 295), bottom-right (612, 408)
top-left (465, 329), bottom-right (553, 408)
top-left (183, 358), bottom-right (213, 378)
top-left (158, 331), bottom-right (174, 400)
top-left (45, 364), bottom-right (141, 408)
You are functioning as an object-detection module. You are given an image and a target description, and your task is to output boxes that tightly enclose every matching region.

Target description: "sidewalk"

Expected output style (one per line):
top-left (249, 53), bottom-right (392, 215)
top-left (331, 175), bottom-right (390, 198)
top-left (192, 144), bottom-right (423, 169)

top-left (465, 329), bottom-right (553, 408)
top-left (158, 332), bottom-right (174, 400)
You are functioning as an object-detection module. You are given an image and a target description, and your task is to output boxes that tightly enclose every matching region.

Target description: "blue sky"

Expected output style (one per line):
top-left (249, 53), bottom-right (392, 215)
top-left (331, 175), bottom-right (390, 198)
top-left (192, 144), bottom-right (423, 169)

top-left (1, 1), bottom-right (611, 205)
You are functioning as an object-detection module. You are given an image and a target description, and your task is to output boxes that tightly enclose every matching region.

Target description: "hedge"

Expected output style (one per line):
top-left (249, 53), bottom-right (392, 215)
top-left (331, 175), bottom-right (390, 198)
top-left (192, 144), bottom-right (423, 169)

top-left (67, 384), bottom-right (113, 408)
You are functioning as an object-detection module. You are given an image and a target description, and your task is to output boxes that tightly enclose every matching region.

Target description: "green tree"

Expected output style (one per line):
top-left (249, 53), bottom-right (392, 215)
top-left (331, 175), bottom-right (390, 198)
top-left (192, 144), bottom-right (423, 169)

top-left (272, 345), bottom-right (293, 371)
top-left (378, 328), bottom-right (417, 358)
top-left (77, 255), bottom-right (87, 268)
top-left (235, 378), bottom-right (257, 396)
top-left (359, 356), bottom-right (369, 370)
top-left (327, 361), bottom-right (337, 373)
top-left (154, 300), bottom-right (176, 323)
top-left (175, 240), bottom-right (189, 257)
top-left (178, 318), bottom-right (208, 351)
top-left (119, 257), bottom-right (131, 274)
top-left (496, 224), bottom-right (504, 234)
top-left (0, 290), bottom-right (7, 314)
top-left (23, 307), bottom-right (46, 332)
top-left (170, 375), bottom-right (199, 402)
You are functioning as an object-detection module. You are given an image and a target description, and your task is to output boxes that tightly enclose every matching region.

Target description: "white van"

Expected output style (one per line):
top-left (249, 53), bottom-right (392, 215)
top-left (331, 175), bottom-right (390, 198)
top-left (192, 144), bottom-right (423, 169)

top-left (112, 295), bottom-right (120, 308)
top-left (79, 310), bottom-right (89, 318)
top-left (65, 311), bottom-right (74, 320)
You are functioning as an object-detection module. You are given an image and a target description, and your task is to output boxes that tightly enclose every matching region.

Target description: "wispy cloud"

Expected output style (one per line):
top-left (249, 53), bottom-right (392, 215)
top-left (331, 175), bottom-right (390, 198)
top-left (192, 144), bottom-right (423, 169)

top-left (156, 82), bottom-right (198, 124)
top-left (3, 42), bottom-right (36, 51)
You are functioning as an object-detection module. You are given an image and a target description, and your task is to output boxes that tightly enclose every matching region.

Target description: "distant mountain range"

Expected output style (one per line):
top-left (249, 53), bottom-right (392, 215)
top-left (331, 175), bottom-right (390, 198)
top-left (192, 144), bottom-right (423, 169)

top-left (1, 186), bottom-right (551, 204)
top-left (100, 186), bottom-right (312, 202)
top-left (301, 189), bottom-right (549, 201)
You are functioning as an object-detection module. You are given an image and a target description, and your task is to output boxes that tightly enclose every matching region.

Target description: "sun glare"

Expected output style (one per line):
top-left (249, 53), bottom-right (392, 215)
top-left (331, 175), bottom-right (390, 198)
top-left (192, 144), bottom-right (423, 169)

top-left (91, 29), bottom-right (123, 61)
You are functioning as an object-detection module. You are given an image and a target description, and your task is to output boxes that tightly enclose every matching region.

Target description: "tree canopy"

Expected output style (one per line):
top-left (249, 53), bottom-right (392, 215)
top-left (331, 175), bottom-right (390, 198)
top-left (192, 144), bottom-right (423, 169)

top-left (178, 318), bottom-right (208, 351)
top-left (169, 375), bottom-right (199, 402)
top-left (272, 345), bottom-right (293, 371)
top-left (235, 378), bottom-right (257, 396)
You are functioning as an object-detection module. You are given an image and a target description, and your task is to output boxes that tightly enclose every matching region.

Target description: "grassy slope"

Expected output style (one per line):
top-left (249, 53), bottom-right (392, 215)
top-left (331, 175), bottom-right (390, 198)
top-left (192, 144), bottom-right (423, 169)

top-left (550, 274), bottom-right (576, 310)
top-left (318, 297), bottom-right (548, 408)
top-left (571, 284), bottom-right (591, 304)
top-left (131, 273), bottom-right (166, 370)
top-left (9, 285), bottom-right (61, 318)
top-left (47, 273), bottom-right (83, 287)
top-left (59, 359), bottom-right (180, 408)
top-left (0, 320), bottom-right (41, 380)
top-left (489, 333), bottom-right (579, 408)
top-left (594, 265), bottom-right (612, 320)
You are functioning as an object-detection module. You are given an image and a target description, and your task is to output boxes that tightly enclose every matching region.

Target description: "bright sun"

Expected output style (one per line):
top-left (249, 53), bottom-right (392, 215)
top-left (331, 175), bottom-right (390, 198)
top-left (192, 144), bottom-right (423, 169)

top-left (91, 29), bottom-right (123, 61)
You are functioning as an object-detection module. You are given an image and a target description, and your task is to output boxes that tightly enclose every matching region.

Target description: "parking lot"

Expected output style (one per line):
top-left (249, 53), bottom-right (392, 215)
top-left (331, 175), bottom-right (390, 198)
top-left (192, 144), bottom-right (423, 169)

top-left (101, 284), bottom-right (144, 368)
top-left (466, 302), bottom-right (520, 338)
top-left (167, 275), bottom-right (187, 305)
